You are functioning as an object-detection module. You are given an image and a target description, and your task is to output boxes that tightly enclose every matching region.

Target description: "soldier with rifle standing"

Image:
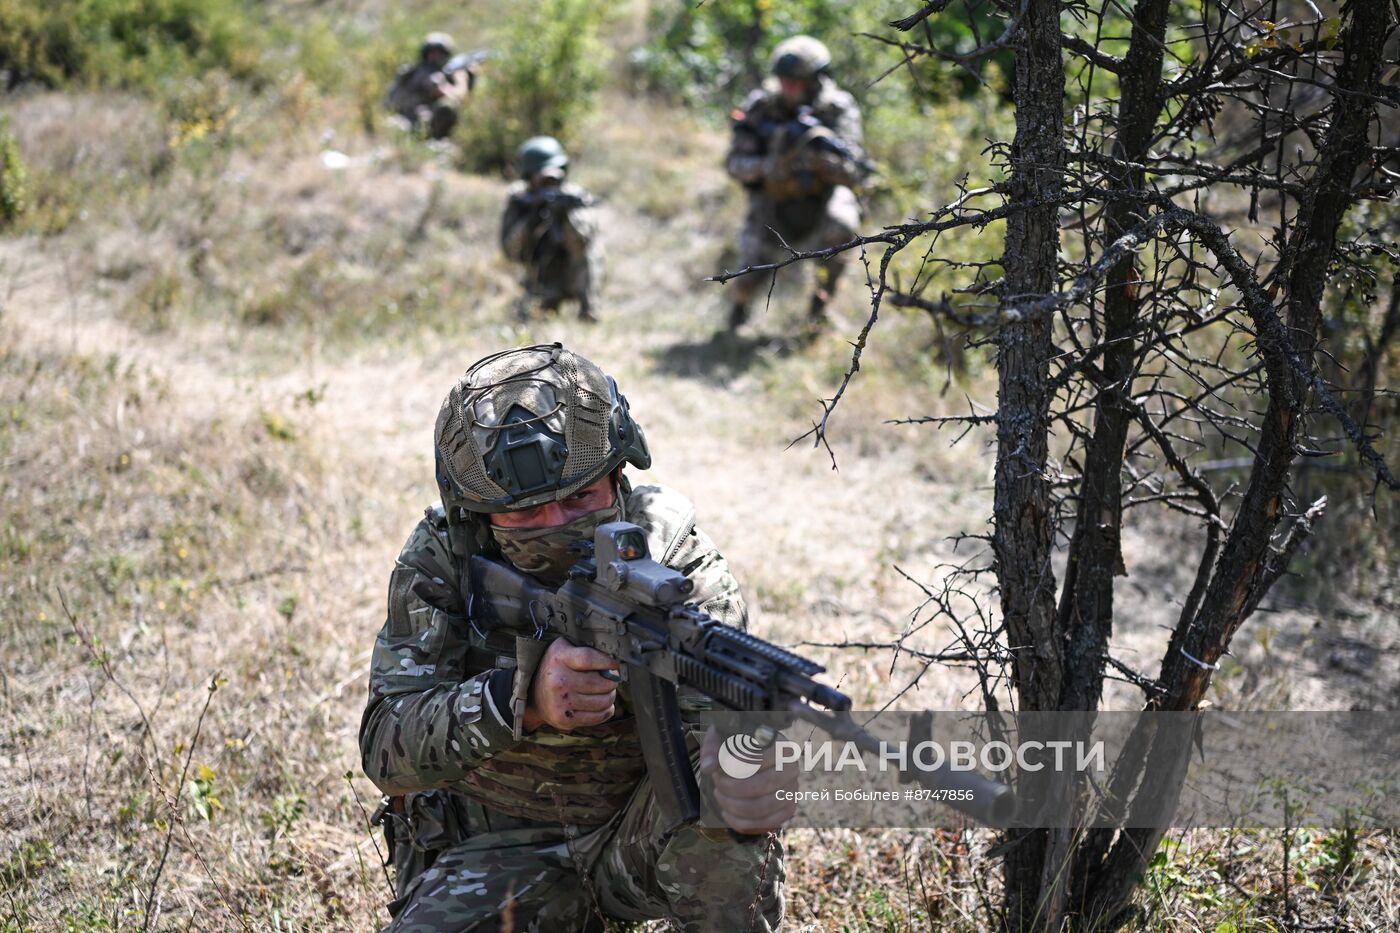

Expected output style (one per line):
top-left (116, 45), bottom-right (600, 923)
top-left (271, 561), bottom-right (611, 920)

top-left (501, 137), bottom-right (603, 323)
top-left (724, 36), bottom-right (873, 333)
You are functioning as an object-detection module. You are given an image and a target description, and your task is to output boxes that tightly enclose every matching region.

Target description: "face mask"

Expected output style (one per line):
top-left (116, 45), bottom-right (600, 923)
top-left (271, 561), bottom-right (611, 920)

top-left (492, 501), bottom-right (624, 586)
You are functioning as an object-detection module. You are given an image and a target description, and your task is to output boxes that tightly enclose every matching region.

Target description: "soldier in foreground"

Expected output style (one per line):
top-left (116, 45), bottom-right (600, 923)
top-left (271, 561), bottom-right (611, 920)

top-left (359, 344), bottom-right (789, 931)
top-left (386, 32), bottom-right (476, 140)
top-left (501, 137), bottom-right (603, 322)
top-left (724, 36), bottom-right (871, 332)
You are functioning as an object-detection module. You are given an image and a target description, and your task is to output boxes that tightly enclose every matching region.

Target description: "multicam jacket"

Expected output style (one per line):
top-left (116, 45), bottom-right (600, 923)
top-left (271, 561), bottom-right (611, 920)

top-left (724, 74), bottom-right (867, 200)
top-left (385, 62), bottom-right (468, 116)
top-left (500, 180), bottom-right (602, 306)
top-left (359, 485), bottom-right (747, 829)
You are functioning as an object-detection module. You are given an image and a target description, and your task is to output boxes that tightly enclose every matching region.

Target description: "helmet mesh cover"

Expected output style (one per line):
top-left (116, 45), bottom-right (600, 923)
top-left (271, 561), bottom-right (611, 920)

top-left (436, 346), bottom-right (615, 508)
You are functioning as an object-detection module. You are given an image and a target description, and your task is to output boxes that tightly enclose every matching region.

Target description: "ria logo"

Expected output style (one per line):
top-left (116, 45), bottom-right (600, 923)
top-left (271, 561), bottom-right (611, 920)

top-left (718, 733), bottom-right (769, 779)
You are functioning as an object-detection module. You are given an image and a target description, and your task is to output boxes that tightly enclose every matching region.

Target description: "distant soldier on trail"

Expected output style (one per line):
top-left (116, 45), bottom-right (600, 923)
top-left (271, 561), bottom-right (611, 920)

top-left (386, 32), bottom-right (477, 140)
top-left (501, 137), bottom-right (603, 322)
top-left (724, 36), bottom-right (871, 332)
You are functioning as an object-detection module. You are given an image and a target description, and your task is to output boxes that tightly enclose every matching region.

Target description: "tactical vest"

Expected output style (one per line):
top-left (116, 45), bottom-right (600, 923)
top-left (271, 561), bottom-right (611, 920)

top-left (439, 485), bottom-right (700, 828)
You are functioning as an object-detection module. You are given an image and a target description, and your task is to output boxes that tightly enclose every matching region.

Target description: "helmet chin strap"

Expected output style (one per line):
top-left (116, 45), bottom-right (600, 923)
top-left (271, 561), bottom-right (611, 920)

top-left (614, 469), bottom-right (631, 522)
top-left (442, 498), bottom-right (484, 565)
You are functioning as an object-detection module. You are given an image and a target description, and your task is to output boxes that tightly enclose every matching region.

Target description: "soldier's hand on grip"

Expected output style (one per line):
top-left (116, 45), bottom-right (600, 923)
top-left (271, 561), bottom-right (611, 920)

top-left (762, 148), bottom-right (793, 183)
top-left (523, 638), bottom-right (619, 732)
top-left (700, 726), bottom-right (799, 835)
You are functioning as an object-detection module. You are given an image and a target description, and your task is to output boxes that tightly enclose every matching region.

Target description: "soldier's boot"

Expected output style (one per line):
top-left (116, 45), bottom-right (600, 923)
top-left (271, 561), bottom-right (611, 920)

top-left (727, 301), bottom-right (750, 331)
top-left (806, 262), bottom-right (843, 333)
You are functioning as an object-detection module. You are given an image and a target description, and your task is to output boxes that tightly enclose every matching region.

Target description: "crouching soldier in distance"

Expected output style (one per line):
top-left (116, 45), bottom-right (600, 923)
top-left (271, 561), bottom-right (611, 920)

top-left (724, 35), bottom-right (872, 333)
top-left (386, 32), bottom-right (478, 140)
top-left (501, 137), bottom-right (603, 322)
top-left (360, 344), bottom-right (791, 932)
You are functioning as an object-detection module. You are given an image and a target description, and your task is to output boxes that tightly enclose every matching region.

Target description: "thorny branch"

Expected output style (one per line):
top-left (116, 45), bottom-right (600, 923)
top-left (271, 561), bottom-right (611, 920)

top-left (769, 0), bottom-right (1399, 926)
top-left (759, 0), bottom-right (1397, 828)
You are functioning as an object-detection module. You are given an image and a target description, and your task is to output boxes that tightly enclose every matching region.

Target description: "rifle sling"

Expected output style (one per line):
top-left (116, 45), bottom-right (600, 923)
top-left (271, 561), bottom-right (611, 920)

top-left (511, 635), bottom-right (551, 741)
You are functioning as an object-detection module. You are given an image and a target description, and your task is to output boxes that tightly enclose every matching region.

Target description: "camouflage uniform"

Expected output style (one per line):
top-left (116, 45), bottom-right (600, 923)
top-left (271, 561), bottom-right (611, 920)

top-left (724, 73), bottom-right (866, 315)
top-left (501, 181), bottom-right (603, 319)
top-left (387, 62), bottom-right (469, 140)
top-left (361, 484), bottom-right (784, 932)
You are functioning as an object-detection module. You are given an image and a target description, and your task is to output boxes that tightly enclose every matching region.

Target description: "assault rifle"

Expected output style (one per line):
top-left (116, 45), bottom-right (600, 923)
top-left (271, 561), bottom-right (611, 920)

top-left (470, 521), bottom-right (1015, 830)
top-left (523, 187), bottom-right (592, 216)
top-left (520, 187), bottom-right (593, 272)
top-left (737, 105), bottom-right (875, 181)
top-left (443, 48), bottom-right (493, 76)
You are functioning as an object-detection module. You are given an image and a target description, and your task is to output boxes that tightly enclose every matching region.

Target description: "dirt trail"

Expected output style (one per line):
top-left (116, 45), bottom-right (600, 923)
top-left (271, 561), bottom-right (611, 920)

top-left (0, 160), bottom-right (997, 724)
top-left (4, 91), bottom-right (1391, 726)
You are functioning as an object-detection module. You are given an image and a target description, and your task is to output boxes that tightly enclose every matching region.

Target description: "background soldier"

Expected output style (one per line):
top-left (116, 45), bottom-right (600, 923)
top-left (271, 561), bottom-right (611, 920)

top-left (360, 344), bottom-right (790, 932)
top-left (724, 35), bottom-right (871, 332)
top-left (501, 137), bottom-right (603, 322)
top-left (386, 32), bottom-right (474, 140)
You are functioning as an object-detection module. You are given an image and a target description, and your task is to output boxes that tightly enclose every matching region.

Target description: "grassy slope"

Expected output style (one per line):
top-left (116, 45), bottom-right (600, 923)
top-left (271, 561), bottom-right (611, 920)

top-left (2, 11), bottom-right (1398, 933)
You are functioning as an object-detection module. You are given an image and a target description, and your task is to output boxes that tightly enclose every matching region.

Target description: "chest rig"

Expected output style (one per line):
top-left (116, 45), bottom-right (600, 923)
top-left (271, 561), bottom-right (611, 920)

top-left (421, 487), bottom-right (698, 828)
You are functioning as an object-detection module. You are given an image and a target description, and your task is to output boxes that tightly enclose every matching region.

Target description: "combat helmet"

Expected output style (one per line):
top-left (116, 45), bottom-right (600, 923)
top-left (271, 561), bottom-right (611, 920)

top-left (517, 136), bottom-right (569, 179)
top-left (770, 35), bottom-right (832, 81)
top-left (421, 32), bottom-right (455, 59)
top-left (434, 343), bottom-right (650, 557)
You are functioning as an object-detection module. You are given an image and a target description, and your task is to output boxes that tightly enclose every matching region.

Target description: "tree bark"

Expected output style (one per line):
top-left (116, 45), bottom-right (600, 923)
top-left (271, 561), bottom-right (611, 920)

top-left (1083, 3), bottom-right (1396, 925)
top-left (1058, 0), bottom-right (1172, 918)
top-left (994, 0), bottom-right (1065, 927)
top-left (1056, 0), bottom-right (1170, 715)
top-left (1156, 0), bottom-right (1393, 717)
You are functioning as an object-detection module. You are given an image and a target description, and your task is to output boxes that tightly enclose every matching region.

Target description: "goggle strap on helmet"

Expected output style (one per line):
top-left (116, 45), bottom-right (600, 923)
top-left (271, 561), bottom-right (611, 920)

top-left (464, 343), bottom-right (562, 391)
top-left (435, 346), bottom-right (651, 515)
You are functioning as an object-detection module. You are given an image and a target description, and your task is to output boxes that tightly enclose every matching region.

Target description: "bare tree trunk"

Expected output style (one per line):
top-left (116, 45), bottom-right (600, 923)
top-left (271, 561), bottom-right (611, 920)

top-left (1056, 0), bottom-right (1170, 714)
top-left (742, 1), bottom-right (1398, 927)
top-left (994, 0), bottom-right (1065, 927)
top-left (1155, 0), bottom-right (1393, 717)
top-left (1059, 0), bottom-right (1172, 916)
top-left (1081, 2), bottom-right (1396, 925)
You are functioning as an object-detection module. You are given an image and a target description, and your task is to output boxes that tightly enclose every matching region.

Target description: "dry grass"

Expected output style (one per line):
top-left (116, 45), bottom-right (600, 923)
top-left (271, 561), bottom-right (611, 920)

top-left (2, 41), bottom-right (1397, 933)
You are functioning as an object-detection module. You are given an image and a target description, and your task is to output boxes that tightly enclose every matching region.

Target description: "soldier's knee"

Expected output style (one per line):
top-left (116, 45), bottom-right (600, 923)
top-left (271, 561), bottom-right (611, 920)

top-left (428, 105), bottom-right (458, 140)
top-left (654, 828), bottom-right (786, 930)
top-left (822, 186), bottom-right (861, 243)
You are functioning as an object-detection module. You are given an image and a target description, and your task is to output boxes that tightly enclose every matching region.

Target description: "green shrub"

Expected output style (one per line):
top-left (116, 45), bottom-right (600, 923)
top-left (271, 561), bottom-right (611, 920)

top-left (0, 115), bottom-right (26, 228)
top-left (633, 0), bottom-right (1009, 110)
top-left (0, 0), bottom-right (270, 91)
top-left (454, 0), bottom-right (611, 173)
top-left (0, 1), bottom-right (82, 89)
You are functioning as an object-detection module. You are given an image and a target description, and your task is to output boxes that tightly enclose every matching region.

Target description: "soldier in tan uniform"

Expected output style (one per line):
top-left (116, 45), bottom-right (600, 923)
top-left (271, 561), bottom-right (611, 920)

top-left (386, 33), bottom-right (474, 140)
top-left (360, 344), bottom-right (789, 931)
top-left (724, 36), bottom-right (870, 331)
top-left (501, 137), bottom-right (603, 322)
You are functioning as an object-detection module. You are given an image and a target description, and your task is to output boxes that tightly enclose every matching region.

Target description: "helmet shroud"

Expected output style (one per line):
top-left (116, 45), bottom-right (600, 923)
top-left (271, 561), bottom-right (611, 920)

top-left (421, 32), bottom-right (455, 58)
top-left (517, 136), bottom-right (570, 179)
top-left (770, 35), bottom-right (832, 81)
top-left (434, 343), bottom-right (650, 521)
